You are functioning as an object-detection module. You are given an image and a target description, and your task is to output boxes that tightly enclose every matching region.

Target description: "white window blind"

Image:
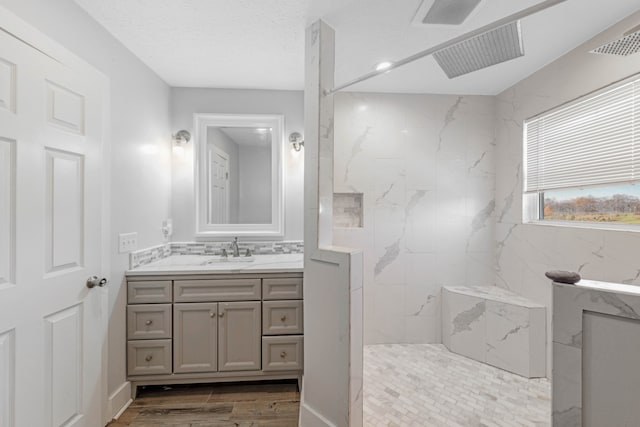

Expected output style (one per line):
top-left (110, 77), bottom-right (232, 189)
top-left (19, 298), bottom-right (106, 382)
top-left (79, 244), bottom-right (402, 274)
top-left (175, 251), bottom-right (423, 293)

top-left (525, 77), bottom-right (639, 193)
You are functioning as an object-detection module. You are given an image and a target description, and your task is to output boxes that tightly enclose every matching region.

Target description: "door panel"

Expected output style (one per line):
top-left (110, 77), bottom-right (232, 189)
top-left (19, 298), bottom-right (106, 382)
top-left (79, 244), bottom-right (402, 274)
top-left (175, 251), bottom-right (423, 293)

top-left (45, 81), bottom-right (85, 134)
top-left (0, 57), bottom-right (16, 113)
top-left (0, 329), bottom-right (15, 427)
top-left (44, 305), bottom-right (82, 427)
top-left (0, 137), bottom-right (15, 285)
top-left (0, 10), bottom-right (107, 427)
top-left (208, 147), bottom-right (229, 224)
top-left (218, 301), bottom-right (261, 372)
top-left (45, 148), bottom-right (84, 274)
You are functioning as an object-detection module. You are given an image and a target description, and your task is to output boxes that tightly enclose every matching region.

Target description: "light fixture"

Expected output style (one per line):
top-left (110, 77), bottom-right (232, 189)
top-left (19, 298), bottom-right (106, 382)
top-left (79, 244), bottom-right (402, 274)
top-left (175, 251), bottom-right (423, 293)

top-left (375, 61), bottom-right (393, 71)
top-left (173, 130), bottom-right (191, 144)
top-left (289, 132), bottom-right (304, 152)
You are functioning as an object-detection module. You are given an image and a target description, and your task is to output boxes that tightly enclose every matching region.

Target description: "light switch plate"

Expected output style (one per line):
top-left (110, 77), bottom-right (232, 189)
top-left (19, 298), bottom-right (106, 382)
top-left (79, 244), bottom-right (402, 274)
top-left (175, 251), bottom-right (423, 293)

top-left (119, 232), bottom-right (138, 253)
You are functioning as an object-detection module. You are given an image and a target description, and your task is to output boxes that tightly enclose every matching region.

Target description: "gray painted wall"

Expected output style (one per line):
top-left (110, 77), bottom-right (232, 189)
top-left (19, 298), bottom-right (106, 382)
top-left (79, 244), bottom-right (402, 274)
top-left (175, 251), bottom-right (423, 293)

top-left (171, 87), bottom-right (304, 241)
top-left (238, 145), bottom-right (272, 224)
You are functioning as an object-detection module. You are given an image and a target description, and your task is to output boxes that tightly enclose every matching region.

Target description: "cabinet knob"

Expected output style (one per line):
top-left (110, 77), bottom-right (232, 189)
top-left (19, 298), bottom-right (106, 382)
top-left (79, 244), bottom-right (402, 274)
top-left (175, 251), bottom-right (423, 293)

top-left (145, 320), bottom-right (153, 326)
top-left (280, 315), bottom-right (287, 322)
top-left (280, 351), bottom-right (287, 359)
top-left (210, 312), bottom-right (216, 318)
top-left (219, 312), bottom-right (225, 318)
top-left (145, 355), bottom-right (153, 362)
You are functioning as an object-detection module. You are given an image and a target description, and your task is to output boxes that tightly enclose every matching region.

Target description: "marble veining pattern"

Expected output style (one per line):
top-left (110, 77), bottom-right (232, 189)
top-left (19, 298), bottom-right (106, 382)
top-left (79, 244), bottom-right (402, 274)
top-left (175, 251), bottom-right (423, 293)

top-left (443, 286), bottom-right (546, 378)
top-left (364, 344), bottom-right (550, 427)
top-left (494, 16), bottom-right (640, 377)
top-left (452, 301), bottom-right (486, 334)
top-left (437, 96), bottom-right (463, 151)
top-left (333, 92), bottom-right (496, 345)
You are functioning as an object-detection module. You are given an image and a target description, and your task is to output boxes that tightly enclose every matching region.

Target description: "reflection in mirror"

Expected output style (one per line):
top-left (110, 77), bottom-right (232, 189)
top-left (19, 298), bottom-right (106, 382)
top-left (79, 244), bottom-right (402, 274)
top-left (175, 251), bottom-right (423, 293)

top-left (195, 114), bottom-right (283, 237)
top-left (207, 127), bottom-right (272, 224)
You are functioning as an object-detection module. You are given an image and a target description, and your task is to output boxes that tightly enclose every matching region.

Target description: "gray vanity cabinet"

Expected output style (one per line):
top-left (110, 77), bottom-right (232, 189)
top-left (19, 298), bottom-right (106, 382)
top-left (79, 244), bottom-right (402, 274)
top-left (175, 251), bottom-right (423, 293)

top-left (126, 272), bottom-right (302, 396)
top-left (173, 302), bottom-right (218, 373)
top-left (173, 301), bottom-right (261, 374)
top-left (218, 301), bottom-right (261, 371)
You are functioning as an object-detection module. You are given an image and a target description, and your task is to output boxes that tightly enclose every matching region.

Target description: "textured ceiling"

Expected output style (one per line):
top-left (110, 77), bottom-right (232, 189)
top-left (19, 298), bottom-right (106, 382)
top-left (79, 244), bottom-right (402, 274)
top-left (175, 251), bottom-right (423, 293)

top-left (73, 0), bottom-right (640, 95)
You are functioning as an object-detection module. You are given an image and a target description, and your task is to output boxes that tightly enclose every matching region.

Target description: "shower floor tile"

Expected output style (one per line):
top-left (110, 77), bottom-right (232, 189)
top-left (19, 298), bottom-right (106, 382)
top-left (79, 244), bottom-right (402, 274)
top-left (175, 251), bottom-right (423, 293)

top-left (364, 344), bottom-right (550, 427)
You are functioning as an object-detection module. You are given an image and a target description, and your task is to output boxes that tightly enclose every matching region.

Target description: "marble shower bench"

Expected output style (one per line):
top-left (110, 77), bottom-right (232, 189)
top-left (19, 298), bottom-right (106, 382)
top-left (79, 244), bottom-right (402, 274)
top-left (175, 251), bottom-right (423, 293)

top-left (442, 286), bottom-right (546, 378)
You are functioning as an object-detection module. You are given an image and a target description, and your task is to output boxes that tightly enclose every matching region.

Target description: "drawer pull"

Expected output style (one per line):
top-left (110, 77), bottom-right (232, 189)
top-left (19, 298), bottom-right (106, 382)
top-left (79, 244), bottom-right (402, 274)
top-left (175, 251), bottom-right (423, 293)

top-left (280, 315), bottom-right (287, 322)
top-left (280, 351), bottom-right (287, 359)
top-left (210, 312), bottom-right (216, 318)
top-left (145, 355), bottom-right (153, 362)
top-left (219, 312), bottom-right (225, 318)
top-left (145, 320), bottom-right (153, 326)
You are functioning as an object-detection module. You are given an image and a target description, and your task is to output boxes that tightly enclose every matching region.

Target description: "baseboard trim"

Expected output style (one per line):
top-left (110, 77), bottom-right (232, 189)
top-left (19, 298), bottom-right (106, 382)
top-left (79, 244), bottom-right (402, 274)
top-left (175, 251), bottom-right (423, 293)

top-left (107, 381), bottom-right (132, 421)
top-left (299, 401), bottom-right (338, 427)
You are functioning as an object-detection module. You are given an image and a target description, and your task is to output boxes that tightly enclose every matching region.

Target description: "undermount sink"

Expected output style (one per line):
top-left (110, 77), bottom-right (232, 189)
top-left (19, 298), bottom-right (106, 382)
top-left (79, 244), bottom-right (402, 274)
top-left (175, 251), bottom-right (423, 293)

top-left (201, 256), bottom-right (255, 265)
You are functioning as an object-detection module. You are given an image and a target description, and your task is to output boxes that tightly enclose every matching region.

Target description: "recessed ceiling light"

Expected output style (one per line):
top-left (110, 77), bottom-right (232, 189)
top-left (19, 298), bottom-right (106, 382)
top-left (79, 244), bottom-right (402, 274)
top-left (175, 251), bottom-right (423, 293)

top-left (375, 61), bottom-right (393, 71)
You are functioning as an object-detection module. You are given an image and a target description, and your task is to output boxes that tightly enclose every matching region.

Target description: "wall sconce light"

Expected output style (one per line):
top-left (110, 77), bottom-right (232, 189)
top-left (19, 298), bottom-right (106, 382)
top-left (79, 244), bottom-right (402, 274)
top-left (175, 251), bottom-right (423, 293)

top-left (173, 130), bottom-right (191, 144)
top-left (289, 132), bottom-right (304, 151)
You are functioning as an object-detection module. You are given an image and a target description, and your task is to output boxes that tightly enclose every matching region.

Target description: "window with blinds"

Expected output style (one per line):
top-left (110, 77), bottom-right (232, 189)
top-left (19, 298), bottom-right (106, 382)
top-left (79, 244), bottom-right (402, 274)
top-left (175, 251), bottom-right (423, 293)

top-left (524, 75), bottom-right (640, 225)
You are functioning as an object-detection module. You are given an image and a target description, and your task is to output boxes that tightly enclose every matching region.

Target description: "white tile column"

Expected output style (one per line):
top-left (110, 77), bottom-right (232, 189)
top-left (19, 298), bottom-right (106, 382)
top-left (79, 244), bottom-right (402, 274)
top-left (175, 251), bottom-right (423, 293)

top-left (300, 20), bottom-right (363, 427)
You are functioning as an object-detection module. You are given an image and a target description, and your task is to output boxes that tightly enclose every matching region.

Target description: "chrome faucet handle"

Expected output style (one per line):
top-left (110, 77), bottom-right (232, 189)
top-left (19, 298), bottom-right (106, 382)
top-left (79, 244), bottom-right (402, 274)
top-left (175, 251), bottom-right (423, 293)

top-left (221, 248), bottom-right (228, 258)
top-left (245, 248), bottom-right (252, 257)
top-left (230, 237), bottom-right (240, 257)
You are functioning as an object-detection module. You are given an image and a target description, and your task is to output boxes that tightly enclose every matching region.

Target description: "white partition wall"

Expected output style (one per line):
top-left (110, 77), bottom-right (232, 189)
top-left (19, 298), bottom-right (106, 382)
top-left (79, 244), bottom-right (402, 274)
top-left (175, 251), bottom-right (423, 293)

top-left (553, 280), bottom-right (640, 426)
top-left (300, 20), bottom-right (363, 427)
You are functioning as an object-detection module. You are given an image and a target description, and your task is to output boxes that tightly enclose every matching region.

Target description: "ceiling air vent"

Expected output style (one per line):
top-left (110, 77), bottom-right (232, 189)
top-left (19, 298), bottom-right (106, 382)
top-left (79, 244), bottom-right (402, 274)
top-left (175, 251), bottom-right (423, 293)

top-left (590, 24), bottom-right (640, 57)
top-left (413, 0), bottom-right (482, 26)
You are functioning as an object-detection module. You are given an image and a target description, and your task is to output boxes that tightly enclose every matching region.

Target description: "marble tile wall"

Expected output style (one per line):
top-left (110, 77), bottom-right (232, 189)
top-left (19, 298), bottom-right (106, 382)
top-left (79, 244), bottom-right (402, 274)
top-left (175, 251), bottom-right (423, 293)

top-left (333, 92), bottom-right (496, 345)
top-left (442, 286), bottom-right (546, 378)
top-left (494, 11), bottom-right (640, 377)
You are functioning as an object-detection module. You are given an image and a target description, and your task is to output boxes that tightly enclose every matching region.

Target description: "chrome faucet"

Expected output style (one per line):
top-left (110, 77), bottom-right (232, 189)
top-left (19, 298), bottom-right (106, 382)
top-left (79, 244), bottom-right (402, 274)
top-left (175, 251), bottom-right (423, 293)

top-left (230, 237), bottom-right (240, 257)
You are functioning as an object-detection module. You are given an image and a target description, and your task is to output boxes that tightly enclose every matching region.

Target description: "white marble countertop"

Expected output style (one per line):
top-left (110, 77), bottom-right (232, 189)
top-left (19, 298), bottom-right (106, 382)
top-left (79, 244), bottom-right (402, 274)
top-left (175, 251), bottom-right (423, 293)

top-left (557, 279), bottom-right (640, 297)
top-left (444, 285), bottom-right (545, 308)
top-left (126, 253), bottom-right (303, 276)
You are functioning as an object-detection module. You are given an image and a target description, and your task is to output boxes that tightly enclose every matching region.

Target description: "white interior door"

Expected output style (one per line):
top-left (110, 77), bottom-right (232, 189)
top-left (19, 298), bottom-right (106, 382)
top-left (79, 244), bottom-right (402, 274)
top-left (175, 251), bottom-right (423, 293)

top-left (208, 146), bottom-right (230, 223)
top-left (0, 10), bottom-right (108, 427)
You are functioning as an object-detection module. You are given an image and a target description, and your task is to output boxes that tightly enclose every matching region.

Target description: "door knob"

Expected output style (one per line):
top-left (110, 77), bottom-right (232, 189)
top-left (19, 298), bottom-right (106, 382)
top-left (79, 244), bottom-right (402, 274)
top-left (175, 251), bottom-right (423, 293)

top-left (86, 276), bottom-right (107, 289)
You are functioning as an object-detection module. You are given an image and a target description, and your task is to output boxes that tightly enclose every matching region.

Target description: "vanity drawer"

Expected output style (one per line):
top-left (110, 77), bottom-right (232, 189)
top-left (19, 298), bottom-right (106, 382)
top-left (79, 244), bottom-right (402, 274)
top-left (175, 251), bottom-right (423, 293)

top-left (174, 279), bottom-right (261, 302)
top-left (128, 281), bottom-right (172, 304)
top-left (262, 300), bottom-right (303, 335)
top-left (127, 339), bottom-right (172, 376)
top-left (262, 278), bottom-right (303, 300)
top-left (127, 304), bottom-right (172, 340)
top-left (262, 336), bottom-right (303, 371)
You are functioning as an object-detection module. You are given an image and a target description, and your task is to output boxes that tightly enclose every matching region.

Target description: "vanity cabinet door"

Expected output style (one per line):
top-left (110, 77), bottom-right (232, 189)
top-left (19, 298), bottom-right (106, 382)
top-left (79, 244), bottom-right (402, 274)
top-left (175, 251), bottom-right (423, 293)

top-left (218, 301), bottom-right (261, 371)
top-left (174, 303), bottom-right (218, 373)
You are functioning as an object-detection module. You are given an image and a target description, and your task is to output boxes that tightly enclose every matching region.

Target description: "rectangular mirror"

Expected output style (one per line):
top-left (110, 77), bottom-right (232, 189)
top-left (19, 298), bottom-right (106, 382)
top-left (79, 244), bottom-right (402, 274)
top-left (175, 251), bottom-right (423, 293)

top-left (195, 113), bottom-right (284, 237)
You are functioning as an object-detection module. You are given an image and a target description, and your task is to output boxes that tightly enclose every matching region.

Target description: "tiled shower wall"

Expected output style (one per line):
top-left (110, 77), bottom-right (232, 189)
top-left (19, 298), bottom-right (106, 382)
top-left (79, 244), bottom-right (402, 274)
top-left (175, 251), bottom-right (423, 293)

top-left (494, 11), bottom-right (640, 377)
top-left (333, 92), bottom-right (496, 344)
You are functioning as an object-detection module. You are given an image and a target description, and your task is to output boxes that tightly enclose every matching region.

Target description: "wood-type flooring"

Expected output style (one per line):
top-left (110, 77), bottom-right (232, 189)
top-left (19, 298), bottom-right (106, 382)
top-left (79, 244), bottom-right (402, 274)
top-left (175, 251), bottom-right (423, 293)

top-left (107, 381), bottom-right (300, 427)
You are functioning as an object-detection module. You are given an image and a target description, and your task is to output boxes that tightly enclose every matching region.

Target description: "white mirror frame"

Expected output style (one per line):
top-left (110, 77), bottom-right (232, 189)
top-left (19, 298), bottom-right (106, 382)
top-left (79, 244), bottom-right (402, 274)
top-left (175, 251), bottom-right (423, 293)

top-left (194, 113), bottom-right (284, 238)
